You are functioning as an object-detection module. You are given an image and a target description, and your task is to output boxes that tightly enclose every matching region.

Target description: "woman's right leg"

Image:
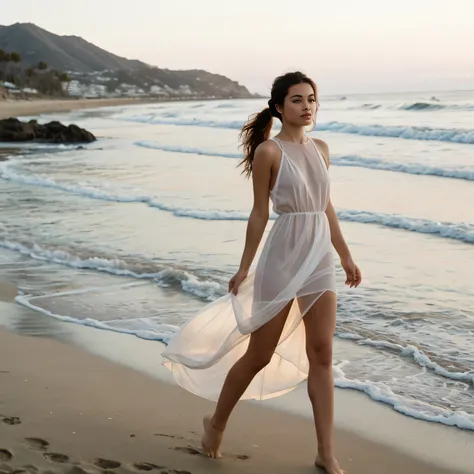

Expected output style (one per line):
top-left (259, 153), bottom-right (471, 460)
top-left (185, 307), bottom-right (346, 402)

top-left (202, 300), bottom-right (294, 458)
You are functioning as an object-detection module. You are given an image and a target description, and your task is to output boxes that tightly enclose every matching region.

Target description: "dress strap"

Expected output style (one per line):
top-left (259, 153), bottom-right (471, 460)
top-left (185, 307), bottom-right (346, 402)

top-left (309, 138), bottom-right (329, 170)
top-left (269, 137), bottom-right (284, 151)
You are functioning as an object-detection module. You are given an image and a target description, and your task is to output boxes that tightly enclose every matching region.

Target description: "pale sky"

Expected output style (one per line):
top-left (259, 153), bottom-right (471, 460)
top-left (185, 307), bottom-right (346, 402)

top-left (2, 0), bottom-right (473, 94)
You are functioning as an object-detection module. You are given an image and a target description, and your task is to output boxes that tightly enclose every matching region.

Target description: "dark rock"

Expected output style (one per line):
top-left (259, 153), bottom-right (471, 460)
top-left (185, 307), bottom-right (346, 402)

top-left (0, 118), bottom-right (96, 144)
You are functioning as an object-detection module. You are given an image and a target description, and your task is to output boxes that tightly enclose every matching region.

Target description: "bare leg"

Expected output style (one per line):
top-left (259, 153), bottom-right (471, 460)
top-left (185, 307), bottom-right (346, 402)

top-left (302, 291), bottom-right (344, 474)
top-left (202, 300), bottom-right (293, 458)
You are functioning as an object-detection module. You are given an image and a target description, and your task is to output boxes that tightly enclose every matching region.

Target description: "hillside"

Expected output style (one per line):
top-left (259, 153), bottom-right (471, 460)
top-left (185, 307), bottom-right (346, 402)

top-left (0, 23), bottom-right (253, 99)
top-left (0, 23), bottom-right (147, 72)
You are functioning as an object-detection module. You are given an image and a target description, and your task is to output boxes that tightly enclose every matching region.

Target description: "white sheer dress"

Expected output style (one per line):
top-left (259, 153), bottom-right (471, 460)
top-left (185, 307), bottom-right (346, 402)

top-left (162, 137), bottom-right (336, 401)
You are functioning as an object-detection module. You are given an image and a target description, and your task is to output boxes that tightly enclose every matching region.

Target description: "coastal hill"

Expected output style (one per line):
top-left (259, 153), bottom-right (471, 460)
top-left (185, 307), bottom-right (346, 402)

top-left (0, 23), bottom-right (146, 72)
top-left (0, 23), bottom-right (253, 99)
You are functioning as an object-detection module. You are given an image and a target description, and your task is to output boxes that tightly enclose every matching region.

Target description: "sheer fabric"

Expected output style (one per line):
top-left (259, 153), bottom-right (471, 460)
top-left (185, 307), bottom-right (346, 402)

top-left (162, 137), bottom-right (336, 401)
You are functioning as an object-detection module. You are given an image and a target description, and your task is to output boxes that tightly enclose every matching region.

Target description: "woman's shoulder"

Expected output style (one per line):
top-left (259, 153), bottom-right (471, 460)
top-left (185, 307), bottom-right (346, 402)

top-left (254, 139), bottom-right (281, 163)
top-left (311, 137), bottom-right (330, 167)
top-left (311, 137), bottom-right (329, 155)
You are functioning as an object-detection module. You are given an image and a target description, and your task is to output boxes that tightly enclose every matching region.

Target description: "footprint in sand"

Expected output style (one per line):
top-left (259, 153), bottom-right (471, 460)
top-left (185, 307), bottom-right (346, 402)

top-left (43, 453), bottom-right (69, 464)
top-left (21, 465), bottom-right (39, 474)
top-left (0, 450), bottom-right (13, 462)
top-left (24, 439), bottom-right (50, 452)
top-left (67, 467), bottom-right (94, 474)
top-left (153, 434), bottom-right (184, 440)
top-left (1, 417), bottom-right (21, 426)
top-left (133, 462), bottom-right (165, 471)
top-left (93, 458), bottom-right (121, 470)
top-left (171, 447), bottom-right (201, 457)
top-left (172, 445), bottom-right (249, 460)
top-left (160, 470), bottom-right (191, 474)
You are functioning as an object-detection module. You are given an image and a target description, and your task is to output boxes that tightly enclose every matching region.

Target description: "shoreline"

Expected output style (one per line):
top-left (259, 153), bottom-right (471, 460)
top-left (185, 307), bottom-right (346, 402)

top-left (0, 325), bottom-right (470, 474)
top-left (0, 97), bottom-right (164, 120)
top-left (0, 279), bottom-right (473, 473)
top-left (0, 96), bottom-right (257, 120)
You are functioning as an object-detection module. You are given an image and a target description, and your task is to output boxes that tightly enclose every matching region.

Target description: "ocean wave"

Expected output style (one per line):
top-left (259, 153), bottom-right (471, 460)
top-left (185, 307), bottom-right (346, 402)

top-left (331, 155), bottom-right (474, 181)
top-left (0, 160), bottom-right (151, 202)
top-left (317, 122), bottom-right (474, 144)
top-left (334, 362), bottom-right (474, 431)
top-left (0, 237), bottom-right (223, 301)
top-left (119, 114), bottom-right (244, 130)
top-left (148, 200), bottom-right (248, 220)
top-left (0, 143), bottom-right (80, 152)
top-left (12, 290), bottom-right (474, 431)
top-left (16, 294), bottom-right (177, 344)
top-left (357, 102), bottom-right (474, 112)
top-left (122, 114), bottom-right (474, 144)
top-left (337, 332), bottom-right (474, 384)
top-left (143, 202), bottom-right (474, 244)
top-left (135, 141), bottom-right (242, 159)
top-left (400, 102), bottom-right (445, 111)
top-left (135, 141), bottom-right (474, 181)
top-left (337, 210), bottom-right (474, 243)
top-left (2, 161), bottom-right (473, 243)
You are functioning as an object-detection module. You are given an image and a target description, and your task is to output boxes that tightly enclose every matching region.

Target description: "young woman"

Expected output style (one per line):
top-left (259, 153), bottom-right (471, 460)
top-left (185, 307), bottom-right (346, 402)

top-left (163, 71), bottom-right (361, 474)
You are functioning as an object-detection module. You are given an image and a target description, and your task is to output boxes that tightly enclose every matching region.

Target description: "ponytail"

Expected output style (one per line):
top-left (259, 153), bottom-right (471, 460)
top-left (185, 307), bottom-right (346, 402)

top-left (238, 107), bottom-right (273, 178)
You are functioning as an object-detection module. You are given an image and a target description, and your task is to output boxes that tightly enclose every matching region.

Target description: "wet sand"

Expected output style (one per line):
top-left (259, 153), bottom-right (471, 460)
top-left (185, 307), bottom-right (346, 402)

top-left (0, 98), bottom-right (160, 120)
top-left (1, 278), bottom-right (472, 474)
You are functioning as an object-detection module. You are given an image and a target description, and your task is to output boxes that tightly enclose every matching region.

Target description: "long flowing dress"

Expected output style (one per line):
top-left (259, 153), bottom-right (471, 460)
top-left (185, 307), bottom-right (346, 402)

top-left (162, 137), bottom-right (336, 401)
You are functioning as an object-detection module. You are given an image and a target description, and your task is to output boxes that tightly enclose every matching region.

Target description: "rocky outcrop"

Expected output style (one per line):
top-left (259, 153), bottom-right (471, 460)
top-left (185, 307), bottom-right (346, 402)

top-left (0, 118), bottom-right (96, 143)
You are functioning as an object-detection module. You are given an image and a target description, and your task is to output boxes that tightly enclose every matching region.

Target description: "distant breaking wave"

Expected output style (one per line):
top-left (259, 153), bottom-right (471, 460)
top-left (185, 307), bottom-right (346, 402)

top-left (121, 114), bottom-right (474, 144)
top-left (316, 122), bottom-right (474, 144)
top-left (135, 141), bottom-right (242, 159)
top-left (357, 102), bottom-right (474, 112)
top-left (135, 141), bottom-right (474, 181)
top-left (1, 161), bottom-right (473, 244)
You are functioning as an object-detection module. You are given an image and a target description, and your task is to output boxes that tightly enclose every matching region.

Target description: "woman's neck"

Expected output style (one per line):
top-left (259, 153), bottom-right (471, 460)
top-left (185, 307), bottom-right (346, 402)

top-left (277, 125), bottom-right (307, 144)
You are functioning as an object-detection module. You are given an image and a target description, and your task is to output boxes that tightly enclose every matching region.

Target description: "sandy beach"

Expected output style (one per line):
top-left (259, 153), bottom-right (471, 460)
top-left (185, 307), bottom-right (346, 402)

top-left (0, 278), bottom-right (472, 474)
top-left (0, 98), bottom-right (160, 120)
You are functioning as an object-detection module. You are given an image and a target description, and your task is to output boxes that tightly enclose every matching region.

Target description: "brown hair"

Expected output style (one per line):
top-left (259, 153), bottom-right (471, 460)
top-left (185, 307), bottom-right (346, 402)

top-left (238, 71), bottom-right (318, 177)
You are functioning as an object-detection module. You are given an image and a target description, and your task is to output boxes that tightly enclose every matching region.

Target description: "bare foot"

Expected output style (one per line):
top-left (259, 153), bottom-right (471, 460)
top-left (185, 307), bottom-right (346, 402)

top-left (201, 415), bottom-right (223, 459)
top-left (315, 454), bottom-right (345, 474)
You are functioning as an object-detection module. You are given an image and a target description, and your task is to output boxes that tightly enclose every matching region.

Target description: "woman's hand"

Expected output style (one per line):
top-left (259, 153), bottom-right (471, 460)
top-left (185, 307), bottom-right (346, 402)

top-left (341, 256), bottom-right (362, 288)
top-left (228, 269), bottom-right (249, 295)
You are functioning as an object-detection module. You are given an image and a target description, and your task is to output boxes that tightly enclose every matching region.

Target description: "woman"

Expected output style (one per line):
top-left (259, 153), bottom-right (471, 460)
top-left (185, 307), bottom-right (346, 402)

top-left (163, 71), bottom-right (361, 474)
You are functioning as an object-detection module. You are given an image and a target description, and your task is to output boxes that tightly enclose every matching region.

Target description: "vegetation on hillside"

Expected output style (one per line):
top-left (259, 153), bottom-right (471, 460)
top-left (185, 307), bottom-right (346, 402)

top-left (0, 49), bottom-right (70, 96)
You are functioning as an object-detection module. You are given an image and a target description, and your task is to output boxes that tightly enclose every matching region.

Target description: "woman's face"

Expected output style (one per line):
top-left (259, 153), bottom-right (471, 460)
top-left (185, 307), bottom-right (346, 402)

top-left (278, 82), bottom-right (318, 127)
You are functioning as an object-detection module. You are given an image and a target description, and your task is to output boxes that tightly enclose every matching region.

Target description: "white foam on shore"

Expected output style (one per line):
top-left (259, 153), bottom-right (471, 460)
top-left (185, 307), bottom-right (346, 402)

top-left (0, 238), bottom-right (223, 301)
top-left (145, 203), bottom-right (474, 244)
top-left (0, 160), bottom-right (150, 202)
top-left (12, 290), bottom-right (474, 432)
top-left (334, 362), bottom-right (474, 431)
top-left (337, 332), bottom-right (474, 384)
top-left (15, 293), bottom-right (176, 343)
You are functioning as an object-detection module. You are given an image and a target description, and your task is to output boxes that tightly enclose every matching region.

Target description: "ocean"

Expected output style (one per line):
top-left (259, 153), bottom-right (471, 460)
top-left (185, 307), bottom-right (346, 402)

top-left (1, 89), bottom-right (473, 432)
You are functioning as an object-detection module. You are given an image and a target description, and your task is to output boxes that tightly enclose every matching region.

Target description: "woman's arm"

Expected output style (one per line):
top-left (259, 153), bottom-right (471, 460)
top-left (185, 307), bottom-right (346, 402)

top-left (325, 199), bottom-right (351, 260)
top-left (314, 139), bottom-right (362, 288)
top-left (230, 141), bottom-right (278, 294)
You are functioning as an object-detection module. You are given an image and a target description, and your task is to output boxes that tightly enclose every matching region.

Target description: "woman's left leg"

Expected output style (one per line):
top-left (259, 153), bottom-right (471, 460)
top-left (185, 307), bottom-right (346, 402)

top-left (302, 291), bottom-right (344, 474)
